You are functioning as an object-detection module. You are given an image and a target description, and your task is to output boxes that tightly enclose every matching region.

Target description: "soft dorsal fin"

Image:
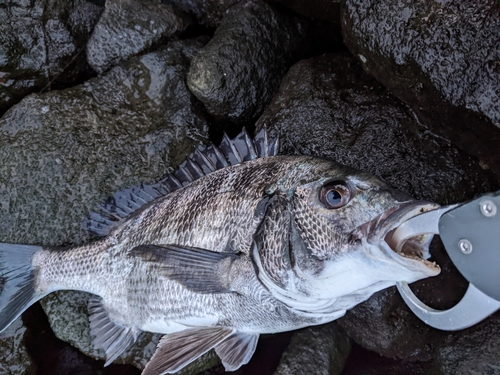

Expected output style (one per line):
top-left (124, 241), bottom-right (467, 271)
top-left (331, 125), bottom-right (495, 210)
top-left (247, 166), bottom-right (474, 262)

top-left (88, 296), bottom-right (140, 366)
top-left (83, 127), bottom-right (278, 236)
top-left (214, 332), bottom-right (259, 371)
top-left (142, 327), bottom-right (234, 375)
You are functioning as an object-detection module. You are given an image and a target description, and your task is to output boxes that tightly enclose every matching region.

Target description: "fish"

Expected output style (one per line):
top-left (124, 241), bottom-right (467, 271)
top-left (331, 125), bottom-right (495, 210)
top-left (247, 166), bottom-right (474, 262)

top-left (0, 128), bottom-right (440, 374)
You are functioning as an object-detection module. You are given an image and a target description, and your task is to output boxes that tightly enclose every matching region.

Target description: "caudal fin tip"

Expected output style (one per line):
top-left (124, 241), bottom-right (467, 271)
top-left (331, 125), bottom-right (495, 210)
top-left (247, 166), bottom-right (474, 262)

top-left (0, 243), bottom-right (42, 333)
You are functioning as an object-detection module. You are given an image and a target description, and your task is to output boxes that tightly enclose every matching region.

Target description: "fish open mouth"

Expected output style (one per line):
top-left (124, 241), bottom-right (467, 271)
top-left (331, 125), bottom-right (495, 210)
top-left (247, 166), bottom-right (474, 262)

top-left (349, 201), bottom-right (440, 273)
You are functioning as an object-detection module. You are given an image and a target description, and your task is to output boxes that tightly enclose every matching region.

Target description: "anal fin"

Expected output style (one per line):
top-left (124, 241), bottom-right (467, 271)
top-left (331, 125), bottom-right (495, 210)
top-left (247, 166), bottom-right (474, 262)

top-left (143, 327), bottom-right (233, 375)
top-left (88, 296), bottom-right (139, 366)
top-left (215, 332), bottom-right (259, 371)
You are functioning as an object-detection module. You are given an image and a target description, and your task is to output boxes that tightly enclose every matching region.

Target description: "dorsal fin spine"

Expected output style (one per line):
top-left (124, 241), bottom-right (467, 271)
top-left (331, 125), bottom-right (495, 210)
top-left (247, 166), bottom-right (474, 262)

top-left (83, 128), bottom-right (276, 236)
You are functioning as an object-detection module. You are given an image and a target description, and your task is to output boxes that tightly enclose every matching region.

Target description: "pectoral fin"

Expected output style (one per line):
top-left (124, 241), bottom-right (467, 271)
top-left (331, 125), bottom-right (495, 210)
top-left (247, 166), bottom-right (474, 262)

top-left (215, 332), bottom-right (259, 371)
top-left (130, 244), bottom-right (240, 294)
top-left (143, 327), bottom-right (234, 375)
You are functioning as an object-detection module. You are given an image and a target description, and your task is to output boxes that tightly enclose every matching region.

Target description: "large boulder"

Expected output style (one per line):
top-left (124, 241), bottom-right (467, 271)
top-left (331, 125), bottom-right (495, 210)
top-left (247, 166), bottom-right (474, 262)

top-left (275, 323), bottom-right (351, 375)
top-left (0, 0), bottom-right (103, 115)
top-left (0, 37), bottom-right (211, 373)
top-left (187, 1), bottom-right (307, 127)
top-left (87, 0), bottom-right (191, 74)
top-left (341, 0), bottom-right (500, 176)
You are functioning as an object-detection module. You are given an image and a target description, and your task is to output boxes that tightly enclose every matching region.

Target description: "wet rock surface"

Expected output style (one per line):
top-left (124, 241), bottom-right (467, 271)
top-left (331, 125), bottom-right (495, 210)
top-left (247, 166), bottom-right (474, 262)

top-left (435, 312), bottom-right (500, 375)
top-left (274, 323), bottom-right (350, 375)
top-left (187, 0), bottom-right (307, 126)
top-left (0, 0), bottom-right (104, 115)
top-left (341, 0), bottom-right (500, 175)
top-left (0, 37), bottom-right (209, 246)
top-left (256, 53), bottom-right (498, 204)
top-left (87, 0), bottom-right (191, 74)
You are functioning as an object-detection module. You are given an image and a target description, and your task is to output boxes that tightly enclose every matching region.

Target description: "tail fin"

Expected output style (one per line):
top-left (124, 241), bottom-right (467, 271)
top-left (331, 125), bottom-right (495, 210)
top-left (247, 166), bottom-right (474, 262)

top-left (0, 243), bottom-right (44, 332)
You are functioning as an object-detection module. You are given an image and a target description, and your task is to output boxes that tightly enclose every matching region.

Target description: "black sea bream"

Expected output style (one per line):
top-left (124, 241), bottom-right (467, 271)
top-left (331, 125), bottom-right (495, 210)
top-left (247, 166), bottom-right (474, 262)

top-left (0, 129), bottom-right (440, 374)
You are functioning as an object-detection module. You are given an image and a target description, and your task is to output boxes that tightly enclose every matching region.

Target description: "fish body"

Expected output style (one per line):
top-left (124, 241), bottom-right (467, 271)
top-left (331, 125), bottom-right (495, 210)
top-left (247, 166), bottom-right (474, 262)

top-left (0, 129), bottom-right (440, 374)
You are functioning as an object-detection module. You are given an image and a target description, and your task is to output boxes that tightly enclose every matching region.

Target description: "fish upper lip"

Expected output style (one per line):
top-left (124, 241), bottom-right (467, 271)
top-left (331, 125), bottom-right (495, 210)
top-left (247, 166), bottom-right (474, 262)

top-left (349, 201), bottom-right (440, 267)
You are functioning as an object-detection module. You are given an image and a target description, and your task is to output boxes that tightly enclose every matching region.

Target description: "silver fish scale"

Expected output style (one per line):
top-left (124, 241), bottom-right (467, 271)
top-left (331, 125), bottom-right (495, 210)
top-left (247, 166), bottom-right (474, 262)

top-left (292, 188), bottom-right (344, 260)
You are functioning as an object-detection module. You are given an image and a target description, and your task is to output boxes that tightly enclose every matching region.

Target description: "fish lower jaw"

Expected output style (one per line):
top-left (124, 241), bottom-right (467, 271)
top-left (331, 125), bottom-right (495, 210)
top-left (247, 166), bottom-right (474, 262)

top-left (379, 241), bottom-right (440, 277)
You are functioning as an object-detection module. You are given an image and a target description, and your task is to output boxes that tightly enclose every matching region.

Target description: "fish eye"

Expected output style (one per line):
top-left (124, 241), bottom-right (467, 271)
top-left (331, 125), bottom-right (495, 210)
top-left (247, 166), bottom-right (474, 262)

top-left (319, 182), bottom-right (351, 209)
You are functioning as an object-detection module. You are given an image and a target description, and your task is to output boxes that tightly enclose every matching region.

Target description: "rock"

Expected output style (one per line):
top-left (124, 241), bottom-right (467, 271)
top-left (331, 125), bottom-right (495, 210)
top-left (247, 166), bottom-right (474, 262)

top-left (169, 0), bottom-right (242, 28)
top-left (434, 312), bottom-right (500, 375)
top-left (341, 0), bottom-right (500, 176)
top-left (0, 0), bottom-right (103, 115)
top-left (187, 0), bottom-right (307, 127)
top-left (0, 37), bottom-right (211, 372)
top-left (0, 37), bottom-right (209, 247)
top-left (0, 317), bottom-right (32, 375)
top-left (87, 0), bottom-right (191, 74)
top-left (256, 52), bottom-right (498, 361)
top-left (274, 323), bottom-right (351, 375)
top-left (256, 53), bottom-right (497, 205)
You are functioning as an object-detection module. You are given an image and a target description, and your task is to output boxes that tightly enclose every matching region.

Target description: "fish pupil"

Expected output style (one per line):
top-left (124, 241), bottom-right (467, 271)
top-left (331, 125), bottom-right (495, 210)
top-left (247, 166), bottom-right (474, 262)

top-left (326, 190), bottom-right (342, 205)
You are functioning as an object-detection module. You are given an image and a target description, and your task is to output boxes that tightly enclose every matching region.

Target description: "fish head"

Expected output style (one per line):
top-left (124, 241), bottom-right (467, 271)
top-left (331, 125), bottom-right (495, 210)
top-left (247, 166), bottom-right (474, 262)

top-left (252, 158), bottom-right (440, 314)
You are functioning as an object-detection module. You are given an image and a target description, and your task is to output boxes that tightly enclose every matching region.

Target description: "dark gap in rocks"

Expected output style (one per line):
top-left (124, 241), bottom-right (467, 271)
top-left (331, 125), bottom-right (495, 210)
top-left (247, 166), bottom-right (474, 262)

top-left (87, 0), bottom-right (106, 7)
top-left (22, 302), bottom-right (140, 375)
top-left (341, 341), bottom-right (434, 375)
top-left (203, 332), bottom-right (293, 375)
top-left (178, 21), bottom-right (215, 40)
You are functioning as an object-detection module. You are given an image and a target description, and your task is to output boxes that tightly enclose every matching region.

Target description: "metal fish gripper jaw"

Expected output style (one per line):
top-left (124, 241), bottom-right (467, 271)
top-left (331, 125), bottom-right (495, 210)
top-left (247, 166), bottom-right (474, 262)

top-left (393, 192), bottom-right (500, 331)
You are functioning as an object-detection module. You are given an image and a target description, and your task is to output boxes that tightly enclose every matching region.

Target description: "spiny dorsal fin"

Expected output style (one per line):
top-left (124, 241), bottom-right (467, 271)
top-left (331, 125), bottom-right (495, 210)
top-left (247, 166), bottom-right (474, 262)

top-left (83, 127), bottom-right (278, 236)
top-left (142, 327), bottom-right (234, 375)
top-left (88, 296), bottom-right (139, 366)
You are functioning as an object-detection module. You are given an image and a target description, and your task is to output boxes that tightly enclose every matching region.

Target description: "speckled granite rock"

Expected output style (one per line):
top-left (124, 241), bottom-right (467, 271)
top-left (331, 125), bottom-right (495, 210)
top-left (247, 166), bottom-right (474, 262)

top-left (0, 38), bottom-right (209, 247)
top-left (275, 323), bottom-right (350, 375)
top-left (187, 0), bottom-right (307, 125)
top-left (341, 0), bottom-right (500, 176)
top-left (0, 317), bottom-right (32, 375)
top-left (87, 0), bottom-right (191, 74)
top-left (0, 0), bottom-right (103, 115)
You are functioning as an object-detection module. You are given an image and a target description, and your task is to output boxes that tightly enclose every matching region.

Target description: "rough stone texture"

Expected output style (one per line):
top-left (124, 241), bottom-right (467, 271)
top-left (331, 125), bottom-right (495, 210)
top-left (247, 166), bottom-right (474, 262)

top-left (0, 38), bottom-right (210, 372)
top-left (0, 317), bottom-right (33, 375)
top-left (187, 0), bottom-right (307, 126)
top-left (87, 0), bottom-right (191, 74)
top-left (256, 53), bottom-right (497, 205)
top-left (256, 53), bottom-right (499, 361)
top-left (169, 0), bottom-right (242, 28)
top-left (341, 0), bottom-right (500, 176)
top-left (274, 323), bottom-right (350, 375)
top-left (435, 312), bottom-right (500, 375)
top-left (0, 37), bottom-right (209, 247)
top-left (0, 0), bottom-right (103, 115)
